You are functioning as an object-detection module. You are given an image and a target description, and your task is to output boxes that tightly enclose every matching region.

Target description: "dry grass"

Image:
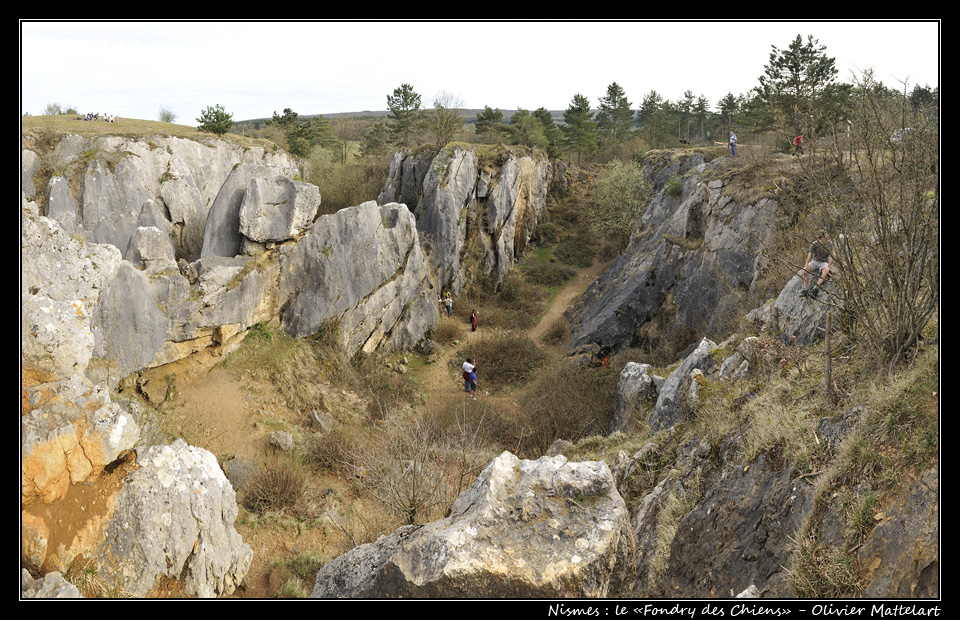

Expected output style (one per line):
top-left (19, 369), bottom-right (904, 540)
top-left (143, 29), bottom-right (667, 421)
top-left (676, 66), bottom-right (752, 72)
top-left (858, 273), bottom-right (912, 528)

top-left (21, 114), bottom-right (277, 150)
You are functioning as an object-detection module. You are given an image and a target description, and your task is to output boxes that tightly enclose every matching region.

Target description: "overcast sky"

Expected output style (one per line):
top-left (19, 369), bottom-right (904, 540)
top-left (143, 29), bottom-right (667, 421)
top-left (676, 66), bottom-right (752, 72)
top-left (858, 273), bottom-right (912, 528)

top-left (20, 20), bottom-right (940, 123)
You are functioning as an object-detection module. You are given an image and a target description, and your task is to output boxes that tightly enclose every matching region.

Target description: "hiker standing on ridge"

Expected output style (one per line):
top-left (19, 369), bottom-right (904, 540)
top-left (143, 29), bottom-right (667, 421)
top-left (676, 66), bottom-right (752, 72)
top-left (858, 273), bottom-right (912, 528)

top-left (730, 131), bottom-right (737, 157)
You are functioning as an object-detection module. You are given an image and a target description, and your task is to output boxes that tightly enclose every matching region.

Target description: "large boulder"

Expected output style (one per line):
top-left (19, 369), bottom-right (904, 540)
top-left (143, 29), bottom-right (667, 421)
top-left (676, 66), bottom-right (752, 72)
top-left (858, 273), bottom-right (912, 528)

top-left (90, 440), bottom-right (252, 598)
top-left (746, 268), bottom-right (838, 346)
top-left (279, 201), bottom-right (438, 353)
top-left (312, 451), bottom-right (635, 598)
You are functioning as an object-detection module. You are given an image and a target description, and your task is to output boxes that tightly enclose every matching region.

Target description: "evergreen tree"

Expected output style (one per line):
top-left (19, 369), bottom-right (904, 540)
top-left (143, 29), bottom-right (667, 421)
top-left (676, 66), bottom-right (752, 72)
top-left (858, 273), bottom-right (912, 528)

top-left (561, 94), bottom-right (597, 165)
top-left (758, 34), bottom-right (840, 136)
top-left (533, 108), bottom-right (562, 159)
top-left (509, 108), bottom-right (548, 151)
top-left (636, 90), bottom-right (670, 149)
top-left (387, 83), bottom-right (424, 148)
top-left (475, 106), bottom-right (509, 143)
top-left (596, 82), bottom-right (634, 159)
top-left (197, 104), bottom-right (234, 135)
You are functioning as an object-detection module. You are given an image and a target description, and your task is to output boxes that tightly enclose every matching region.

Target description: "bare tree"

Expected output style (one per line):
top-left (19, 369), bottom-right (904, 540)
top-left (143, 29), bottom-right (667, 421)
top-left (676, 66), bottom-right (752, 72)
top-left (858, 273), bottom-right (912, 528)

top-left (427, 91), bottom-right (465, 151)
top-left (158, 105), bottom-right (177, 123)
top-left (794, 70), bottom-right (938, 365)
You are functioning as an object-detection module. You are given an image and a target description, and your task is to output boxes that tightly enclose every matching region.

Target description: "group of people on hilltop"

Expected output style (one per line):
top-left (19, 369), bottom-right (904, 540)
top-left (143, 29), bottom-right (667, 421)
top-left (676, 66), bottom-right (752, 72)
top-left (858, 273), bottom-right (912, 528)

top-left (77, 112), bottom-right (117, 122)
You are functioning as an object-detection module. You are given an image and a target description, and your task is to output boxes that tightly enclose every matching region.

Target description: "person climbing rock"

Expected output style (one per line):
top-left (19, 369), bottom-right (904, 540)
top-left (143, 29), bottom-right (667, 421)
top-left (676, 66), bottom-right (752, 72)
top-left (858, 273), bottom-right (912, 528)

top-left (800, 230), bottom-right (833, 299)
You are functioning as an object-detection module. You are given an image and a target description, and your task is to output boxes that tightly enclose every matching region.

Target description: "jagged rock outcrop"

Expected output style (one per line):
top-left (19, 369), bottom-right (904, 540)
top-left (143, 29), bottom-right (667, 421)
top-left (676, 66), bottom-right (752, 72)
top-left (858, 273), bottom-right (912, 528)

top-left (858, 467), bottom-right (938, 598)
top-left (746, 268), bottom-right (838, 346)
top-left (659, 451), bottom-right (815, 598)
top-left (21, 570), bottom-right (81, 598)
top-left (379, 145), bottom-right (559, 293)
top-left (648, 337), bottom-right (717, 431)
top-left (91, 440), bottom-right (252, 598)
top-left (311, 451), bottom-right (635, 598)
top-left (569, 153), bottom-right (780, 355)
top-left (22, 136), bottom-right (441, 390)
top-left (610, 362), bottom-right (657, 434)
top-left (30, 135), bottom-right (298, 263)
top-left (278, 201), bottom-right (438, 353)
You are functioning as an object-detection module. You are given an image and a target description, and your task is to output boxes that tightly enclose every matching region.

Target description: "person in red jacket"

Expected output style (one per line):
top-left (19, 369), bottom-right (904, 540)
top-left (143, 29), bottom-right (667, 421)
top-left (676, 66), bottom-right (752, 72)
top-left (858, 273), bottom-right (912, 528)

top-left (793, 134), bottom-right (804, 157)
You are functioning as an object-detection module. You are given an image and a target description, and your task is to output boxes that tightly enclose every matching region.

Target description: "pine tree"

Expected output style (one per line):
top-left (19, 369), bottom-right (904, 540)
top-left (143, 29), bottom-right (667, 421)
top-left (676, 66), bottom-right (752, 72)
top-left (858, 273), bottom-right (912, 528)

top-left (562, 94), bottom-right (597, 166)
top-left (386, 84), bottom-right (424, 149)
top-left (596, 82), bottom-right (633, 159)
top-left (758, 34), bottom-right (839, 136)
top-left (196, 104), bottom-right (233, 135)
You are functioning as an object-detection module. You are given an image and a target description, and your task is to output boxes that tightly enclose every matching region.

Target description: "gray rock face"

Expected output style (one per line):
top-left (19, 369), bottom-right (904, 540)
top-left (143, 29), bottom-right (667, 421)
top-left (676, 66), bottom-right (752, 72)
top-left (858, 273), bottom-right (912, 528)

top-left (660, 452), bottom-right (814, 598)
top-left (746, 269), bottom-right (838, 346)
top-left (312, 451), bottom-right (635, 598)
top-left (859, 468), bottom-right (938, 598)
top-left (279, 201), bottom-right (438, 353)
top-left (21, 207), bottom-right (123, 383)
top-left (238, 175), bottom-right (320, 243)
top-left (23, 136), bottom-right (441, 390)
top-left (94, 440), bottom-right (252, 598)
top-left (611, 362), bottom-right (656, 434)
top-left (380, 146), bottom-right (557, 293)
top-left (22, 135), bottom-right (297, 264)
top-left (568, 155), bottom-right (779, 354)
top-left (648, 337), bottom-right (717, 431)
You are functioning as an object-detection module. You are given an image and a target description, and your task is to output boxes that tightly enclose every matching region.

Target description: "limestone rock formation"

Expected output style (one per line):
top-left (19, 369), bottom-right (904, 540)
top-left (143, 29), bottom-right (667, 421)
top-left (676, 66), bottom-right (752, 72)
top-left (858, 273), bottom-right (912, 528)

top-left (92, 440), bottom-right (253, 598)
top-left (610, 362), bottom-right (657, 434)
top-left (21, 570), bottom-right (81, 598)
top-left (647, 337), bottom-right (717, 431)
top-left (311, 451), bottom-right (635, 598)
top-left (279, 201), bottom-right (439, 354)
top-left (21, 374), bottom-right (140, 507)
top-left (660, 451), bottom-right (814, 598)
top-left (379, 146), bottom-right (558, 293)
top-left (568, 153), bottom-right (779, 355)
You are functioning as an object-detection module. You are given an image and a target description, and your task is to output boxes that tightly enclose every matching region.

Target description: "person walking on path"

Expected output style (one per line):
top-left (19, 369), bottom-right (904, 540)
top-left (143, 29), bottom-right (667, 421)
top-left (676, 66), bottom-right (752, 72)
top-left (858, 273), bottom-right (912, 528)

top-left (461, 357), bottom-right (478, 400)
top-left (793, 134), bottom-right (804, 157)
top-left (800, 230), bottom-right (833, 299)
top-left (470, 309), bottom-right (478, 332)
top-left (729, 131), bottom-right (737, 157)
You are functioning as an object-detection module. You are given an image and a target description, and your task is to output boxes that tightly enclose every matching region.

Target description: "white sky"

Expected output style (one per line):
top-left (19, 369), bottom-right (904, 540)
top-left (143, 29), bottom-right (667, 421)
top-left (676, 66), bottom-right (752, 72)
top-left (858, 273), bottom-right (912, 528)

top-left (20, 20), bottom-right (940, 123)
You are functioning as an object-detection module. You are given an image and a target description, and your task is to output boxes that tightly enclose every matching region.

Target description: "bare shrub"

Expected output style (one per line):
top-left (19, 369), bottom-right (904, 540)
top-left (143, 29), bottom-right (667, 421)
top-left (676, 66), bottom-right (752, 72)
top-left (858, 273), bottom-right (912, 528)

top-left (514, 363), bottom-right (619, 457)
top-left (456, 334), bottom-right (547, 390)
top-left (245, 463), bottom-right (308, 513)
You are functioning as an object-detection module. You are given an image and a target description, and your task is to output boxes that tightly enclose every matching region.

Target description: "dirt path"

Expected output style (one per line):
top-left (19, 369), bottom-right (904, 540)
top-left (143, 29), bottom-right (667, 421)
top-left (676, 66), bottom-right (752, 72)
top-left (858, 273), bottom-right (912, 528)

top-left (156, 255), bottom-right (611, 598)
top-left (413, 258), bottom-right (612, 416)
